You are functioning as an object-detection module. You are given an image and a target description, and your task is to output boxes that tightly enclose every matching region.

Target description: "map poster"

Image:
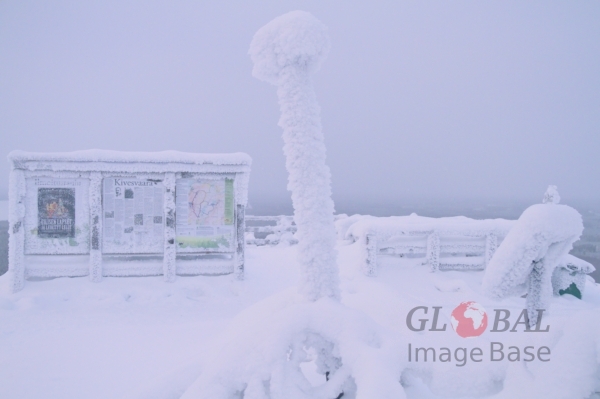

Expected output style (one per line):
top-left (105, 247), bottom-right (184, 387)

top-left (37, 188), bottom-right (76, 238)
top-left (175, 178), bottom-right (234, 251)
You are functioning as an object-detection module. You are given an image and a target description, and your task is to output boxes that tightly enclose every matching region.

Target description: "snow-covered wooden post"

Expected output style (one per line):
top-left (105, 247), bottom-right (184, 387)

top-left (364, 233), bottom-right (378, 276)
top-left (163, 172), bottom-right (177, 282)
top-left (250, 10), bottom-right (340, 301)
top-left (234, 204), bottom-right (245, 280)
top-left (426, 231), bottom-right (440, 272)
top-left (89, 171), bottom-right (103, 282)
top-left (484, 233), bottom-right (497, 268)
top-left (8, 169), bottom-right (26, 292)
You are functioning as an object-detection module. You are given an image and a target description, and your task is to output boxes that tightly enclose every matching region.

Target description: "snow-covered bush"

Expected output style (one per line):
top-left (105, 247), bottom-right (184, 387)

top-left (249, 10), bottom-right (339, 302)
top-left (180, 12), bottom-right (410, 398)
top-left (179, 290), bottom-right (405, 399)
top-left (482, 187), bottom-right (583, 325)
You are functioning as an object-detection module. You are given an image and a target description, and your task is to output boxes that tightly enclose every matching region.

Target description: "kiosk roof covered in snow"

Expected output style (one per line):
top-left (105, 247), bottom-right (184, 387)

top-left (7, 150), bottom-right (251, 292)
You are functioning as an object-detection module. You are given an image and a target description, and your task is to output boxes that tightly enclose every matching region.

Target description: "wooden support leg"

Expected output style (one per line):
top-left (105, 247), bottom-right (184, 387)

top-left (89, 172), bottom-right (103, 282)
top-left (235, 204), bottom-right (245, 280)
top-left (163, 173), bottom-right (176, 282)
top-left (8, 169), bottom-right (26, 292)
top-left (364, 233), bottom-right (378, 276)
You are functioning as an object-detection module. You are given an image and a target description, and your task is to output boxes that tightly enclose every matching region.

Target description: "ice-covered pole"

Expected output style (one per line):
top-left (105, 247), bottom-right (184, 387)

top-left (249, 11), bottom-right (340, 301)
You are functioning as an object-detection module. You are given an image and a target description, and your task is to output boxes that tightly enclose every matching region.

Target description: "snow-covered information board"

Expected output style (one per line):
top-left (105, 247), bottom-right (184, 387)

top-left (7, 150), bottom-right (251, 292)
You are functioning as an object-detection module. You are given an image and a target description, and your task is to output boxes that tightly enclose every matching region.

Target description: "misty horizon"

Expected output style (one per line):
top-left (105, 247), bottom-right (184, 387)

top-left (1, 2), bottom-right (599, 207)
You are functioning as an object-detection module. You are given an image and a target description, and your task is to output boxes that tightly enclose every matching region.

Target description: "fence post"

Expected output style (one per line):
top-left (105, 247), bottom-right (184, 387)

top-left (163, 173), bottom-right (176, 282)
top-left (427, 232), bottom-right (440, 272)
top-left (235, 204), bottom-right (245, 280)
top-left (364, 233), bottom-right (378, 276)
top-left (89, 172), bottom-right (103, 282)
top-left (484, 233), bottom-right (497, 268)
top-left (8, 169), bottom-right (26, 292)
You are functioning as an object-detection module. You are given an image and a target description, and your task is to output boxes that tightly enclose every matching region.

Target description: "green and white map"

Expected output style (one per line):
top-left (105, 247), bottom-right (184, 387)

top-left (175, 178), bottom-right (234, 250)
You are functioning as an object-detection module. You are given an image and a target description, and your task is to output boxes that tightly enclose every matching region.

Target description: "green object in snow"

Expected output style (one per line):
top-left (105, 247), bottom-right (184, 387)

top-left (558, 282), bottom-right (582, 299)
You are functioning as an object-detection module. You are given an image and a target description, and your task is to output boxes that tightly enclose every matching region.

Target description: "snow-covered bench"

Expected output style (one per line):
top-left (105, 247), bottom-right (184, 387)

top-left (337, 214), bottom-right (516, 276)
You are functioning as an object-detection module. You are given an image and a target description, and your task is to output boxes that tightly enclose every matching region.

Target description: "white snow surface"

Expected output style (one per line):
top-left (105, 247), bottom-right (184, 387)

top-left (1, 242), bottom-right (599, 398)
top-left (561, 253), bottom-right (596, 274)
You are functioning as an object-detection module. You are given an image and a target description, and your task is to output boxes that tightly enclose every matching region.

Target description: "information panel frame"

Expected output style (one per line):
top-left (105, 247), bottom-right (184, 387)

top-left (7, 150), bottom-right (251, 292)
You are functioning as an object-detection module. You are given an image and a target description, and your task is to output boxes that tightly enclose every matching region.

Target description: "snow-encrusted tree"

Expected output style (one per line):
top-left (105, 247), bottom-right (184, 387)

top-left (249, 10), bottom-right (339, 301)
top-left (178, 12), bottom-right (407, 399)
top-left (482, 186), bottom-right (583, 326)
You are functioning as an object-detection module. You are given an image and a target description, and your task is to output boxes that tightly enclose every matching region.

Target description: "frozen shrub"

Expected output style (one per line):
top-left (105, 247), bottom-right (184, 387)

top-left (483, 187), bottom-right (583, 325)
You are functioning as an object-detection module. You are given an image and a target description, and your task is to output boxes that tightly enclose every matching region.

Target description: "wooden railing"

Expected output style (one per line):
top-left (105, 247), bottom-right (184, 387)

top-left (364, 230), bottom-right (499, 275)
top-left (338, 215), bottom-right (515, 276)
top-left (245, 215), bottom-right (297, 246)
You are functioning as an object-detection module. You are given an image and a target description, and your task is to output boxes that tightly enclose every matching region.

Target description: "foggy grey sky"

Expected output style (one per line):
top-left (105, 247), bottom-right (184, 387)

top-left (1, 1), bottom-right (599, 211)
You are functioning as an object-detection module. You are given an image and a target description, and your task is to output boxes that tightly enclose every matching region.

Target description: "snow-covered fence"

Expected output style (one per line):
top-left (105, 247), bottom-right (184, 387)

top-left (244, 215), bottom-right (297, 246)
top-left (7, 150), bottom-right (251, 292)
top-left (338, 214), bottom-right (515, 276)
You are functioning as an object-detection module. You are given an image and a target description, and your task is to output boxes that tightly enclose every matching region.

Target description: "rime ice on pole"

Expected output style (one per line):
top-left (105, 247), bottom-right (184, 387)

top-left (249, 10), bottom-right (339, 301)
top-left (178, 13), bottom-right (410, 399)
top-left (482, 186), bottom-right (583, 326)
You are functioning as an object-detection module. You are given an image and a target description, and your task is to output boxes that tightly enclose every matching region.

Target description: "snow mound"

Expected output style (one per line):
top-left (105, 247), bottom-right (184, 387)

top-left (180, 289), bottom-right (406, 399)
top-left (434, 279), bottom-right (467, 292)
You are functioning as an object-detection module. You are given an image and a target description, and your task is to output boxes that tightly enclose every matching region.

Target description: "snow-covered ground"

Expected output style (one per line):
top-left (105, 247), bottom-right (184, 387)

top-left (0, 241), bottom-right (599, 398)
